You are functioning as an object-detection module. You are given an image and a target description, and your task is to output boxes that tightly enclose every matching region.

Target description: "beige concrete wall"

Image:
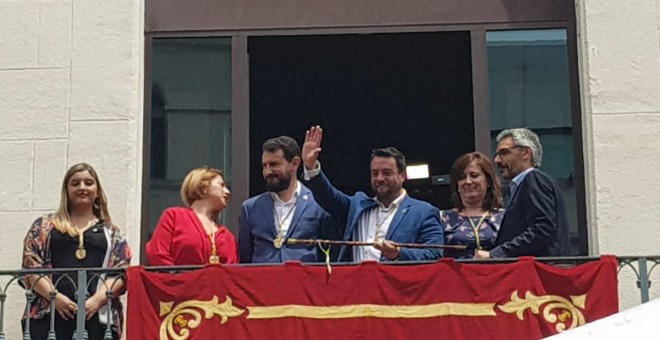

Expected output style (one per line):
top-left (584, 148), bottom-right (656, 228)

top-left (577, 0), bottom-right (660, 309)
top-left (0, 0), bottom-right (143, 337)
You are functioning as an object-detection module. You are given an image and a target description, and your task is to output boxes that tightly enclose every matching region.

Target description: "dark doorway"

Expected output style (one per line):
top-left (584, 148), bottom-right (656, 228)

top-left (248, 31), bottom-right (474, 209)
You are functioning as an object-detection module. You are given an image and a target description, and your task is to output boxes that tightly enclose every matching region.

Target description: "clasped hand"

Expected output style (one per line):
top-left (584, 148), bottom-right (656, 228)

top-left (374, 240), bottom-right (400, 260)
top-left (54, 292), bottom-right (107, 320)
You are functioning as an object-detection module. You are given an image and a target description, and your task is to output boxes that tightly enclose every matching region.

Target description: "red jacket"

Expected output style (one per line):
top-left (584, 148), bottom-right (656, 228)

top-left (146, 207), bottom-right (238, 265)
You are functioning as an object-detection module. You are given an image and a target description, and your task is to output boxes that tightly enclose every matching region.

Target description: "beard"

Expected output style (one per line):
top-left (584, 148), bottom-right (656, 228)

top-left (266, 174), bottom-right (291, 193)
top-left (372, 183), bottom-right (398, 203)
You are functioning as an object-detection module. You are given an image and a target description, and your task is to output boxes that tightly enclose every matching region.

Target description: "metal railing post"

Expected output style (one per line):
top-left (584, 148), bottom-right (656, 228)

top-left (103, 290), bottom-right (113, 340)
top-left (74, 270), bottom-right (88, 340)
top-left (637, 257), bottom-right (650, 303)
top-left (47, 290), bottom-right (56, 340)
top-left (23, 290), bottom-right (33, 340)
top-left (0, 289), bottom-right (6, 340)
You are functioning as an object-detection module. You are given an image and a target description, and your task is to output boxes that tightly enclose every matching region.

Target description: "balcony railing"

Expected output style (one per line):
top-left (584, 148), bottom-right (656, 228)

top-left (1, 256), bottom-right (658, 340)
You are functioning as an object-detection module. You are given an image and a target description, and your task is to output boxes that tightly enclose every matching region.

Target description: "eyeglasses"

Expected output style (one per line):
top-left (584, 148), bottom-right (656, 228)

top-left (494, 145), bottom-right (526, 158)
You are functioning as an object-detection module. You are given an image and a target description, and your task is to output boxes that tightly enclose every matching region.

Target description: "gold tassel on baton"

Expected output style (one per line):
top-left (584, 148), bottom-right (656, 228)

top-left (287, 239), bottom-right (466, 276)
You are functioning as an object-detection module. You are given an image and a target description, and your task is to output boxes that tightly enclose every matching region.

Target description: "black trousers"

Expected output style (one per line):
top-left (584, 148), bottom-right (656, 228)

top-left (24, 314), bottom-right (119, 340)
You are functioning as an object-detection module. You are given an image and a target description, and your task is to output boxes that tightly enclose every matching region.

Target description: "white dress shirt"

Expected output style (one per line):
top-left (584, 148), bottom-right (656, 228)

top-left (304, 162), bottom-right (406, 261)
top-left (353, 191), bottom-right (406, 261)
top-left (509, 167), bottom-right (535, 201)
top-left (270, 181), bottom-right (301, 237)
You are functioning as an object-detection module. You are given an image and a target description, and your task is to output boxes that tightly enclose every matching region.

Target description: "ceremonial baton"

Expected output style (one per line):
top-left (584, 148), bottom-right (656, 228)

top-left (287, 238), bottom-right (467, 250)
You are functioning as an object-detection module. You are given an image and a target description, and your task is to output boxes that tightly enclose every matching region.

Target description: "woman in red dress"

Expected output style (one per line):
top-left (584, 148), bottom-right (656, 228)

top-left (146, 167), bottom-right (239, 265)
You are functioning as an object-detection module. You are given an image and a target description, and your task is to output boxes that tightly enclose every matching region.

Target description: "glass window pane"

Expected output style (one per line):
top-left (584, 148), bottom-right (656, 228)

top-left (248, 32), bottom-right (474, 210)
top-left (487, 29), bottom-right (580, 253)
top-left (149, 38), bottom-right (232, 236)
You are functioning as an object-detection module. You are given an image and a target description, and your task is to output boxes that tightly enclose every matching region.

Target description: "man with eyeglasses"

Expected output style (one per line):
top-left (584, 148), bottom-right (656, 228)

top-left (475, 128), bottom-right (571, 258)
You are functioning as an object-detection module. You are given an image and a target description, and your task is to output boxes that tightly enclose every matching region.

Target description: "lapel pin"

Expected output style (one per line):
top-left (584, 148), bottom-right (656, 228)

top-left (303, 195), bottom-right (309, 200)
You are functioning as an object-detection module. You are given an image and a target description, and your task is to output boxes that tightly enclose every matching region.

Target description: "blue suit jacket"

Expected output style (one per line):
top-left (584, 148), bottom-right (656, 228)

top-left (490, 169), bottom-right (572, 257)
top-left (302, 171), bottom-right (444, 262)
top-left (238, 184), bottom-right (340, 263)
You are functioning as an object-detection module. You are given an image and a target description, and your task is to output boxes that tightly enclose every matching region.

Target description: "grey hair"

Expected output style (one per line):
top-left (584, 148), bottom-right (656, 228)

top-left (496, 128), bottom-right (543, 167)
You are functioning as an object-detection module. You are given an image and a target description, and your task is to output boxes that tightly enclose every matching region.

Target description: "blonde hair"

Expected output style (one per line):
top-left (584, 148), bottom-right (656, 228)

top-left (180, 167), bottom-right (224, 206)
top-left (53, 163), bottom-right (111, 237)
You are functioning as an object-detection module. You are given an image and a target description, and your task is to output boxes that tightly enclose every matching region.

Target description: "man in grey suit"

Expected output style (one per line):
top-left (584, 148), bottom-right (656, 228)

top-left (239, 136), bottom-right (340, 263)
top-left (475, 128), bottom-right (571, 258)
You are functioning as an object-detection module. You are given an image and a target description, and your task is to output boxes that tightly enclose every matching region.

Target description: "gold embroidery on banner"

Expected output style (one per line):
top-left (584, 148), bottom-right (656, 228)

top-left (246, 302), bottom-right (497, 319)
top-left (497, 290), bottom-right (586, 332)
top-left (156, 290), bottom-right (588, 338)
top-left (159, 301), bottom-right (173, 316)
top-left (159, 295), bottom-right (244, 340)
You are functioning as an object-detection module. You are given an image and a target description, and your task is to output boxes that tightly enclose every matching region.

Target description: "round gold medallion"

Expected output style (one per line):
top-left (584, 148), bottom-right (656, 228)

top-left (273, 235), bottom-right (284, 249)
top-left (75, 248), bottom-right (87, 260)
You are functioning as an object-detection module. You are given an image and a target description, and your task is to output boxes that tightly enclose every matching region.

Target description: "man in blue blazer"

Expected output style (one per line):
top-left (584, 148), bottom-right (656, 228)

top-left (476, 128), bottom-right (571, 258)
top-left (239, 136), bottom-right (340, 263)
top-left (301, 126), bottom-right (444, 262)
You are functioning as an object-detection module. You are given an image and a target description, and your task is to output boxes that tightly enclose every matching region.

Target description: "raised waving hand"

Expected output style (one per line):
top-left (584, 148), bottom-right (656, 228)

top-left (302, 125), bottom-right (323, 170)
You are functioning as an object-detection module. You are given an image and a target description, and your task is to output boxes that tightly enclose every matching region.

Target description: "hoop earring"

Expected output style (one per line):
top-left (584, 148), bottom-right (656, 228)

top-left (93, 198), bottom-right (100, 210)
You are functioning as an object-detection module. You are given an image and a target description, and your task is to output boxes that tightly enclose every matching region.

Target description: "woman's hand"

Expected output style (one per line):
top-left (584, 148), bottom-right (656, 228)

top-left (54, 292), bottom-right (78, 321)
top-left (474, 250), bottom-right (491, 259)
top-left (85, 294), bottom-right (108, 320)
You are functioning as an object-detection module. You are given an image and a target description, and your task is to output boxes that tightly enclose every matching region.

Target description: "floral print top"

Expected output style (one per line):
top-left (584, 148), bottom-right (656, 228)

top-left (21, 214), bottom-right (132, 336)
top-left (440, 209), bottom-right (505, 259)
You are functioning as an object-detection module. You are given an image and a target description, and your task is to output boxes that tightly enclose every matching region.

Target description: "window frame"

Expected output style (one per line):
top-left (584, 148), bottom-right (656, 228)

top-left (142, 0), bottom-right (585, 263)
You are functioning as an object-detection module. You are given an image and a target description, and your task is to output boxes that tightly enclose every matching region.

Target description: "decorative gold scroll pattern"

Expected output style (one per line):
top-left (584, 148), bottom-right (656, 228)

top-left (497, 290), bottom-right (586, 332)
top-left (157, 291), bottom-right (588, 339)
top-left (158, 295), bottom-right (244, 340)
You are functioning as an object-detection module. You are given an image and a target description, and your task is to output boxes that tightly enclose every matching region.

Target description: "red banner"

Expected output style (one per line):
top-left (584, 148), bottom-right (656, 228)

top-left (127, 257), bottom-right (618, 340)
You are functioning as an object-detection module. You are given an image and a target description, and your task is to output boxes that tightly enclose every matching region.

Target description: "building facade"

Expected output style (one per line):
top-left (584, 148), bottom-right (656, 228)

top-left (1, 0), bottom-right (659, 337)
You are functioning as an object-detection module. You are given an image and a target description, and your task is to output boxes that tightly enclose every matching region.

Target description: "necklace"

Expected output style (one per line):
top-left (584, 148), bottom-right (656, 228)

top-left (75, 218), bottom-right (99, 260)
top-left (198, 214), bottom-right (220, 264)
top-left (208, 228), bottom-right (219, 264)
top-left (372, 204), bottom-right (398, 242)
top-left (466, 212), bottom-right (490, 250)
top-left (273, 201), bottom-right (296, 249)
